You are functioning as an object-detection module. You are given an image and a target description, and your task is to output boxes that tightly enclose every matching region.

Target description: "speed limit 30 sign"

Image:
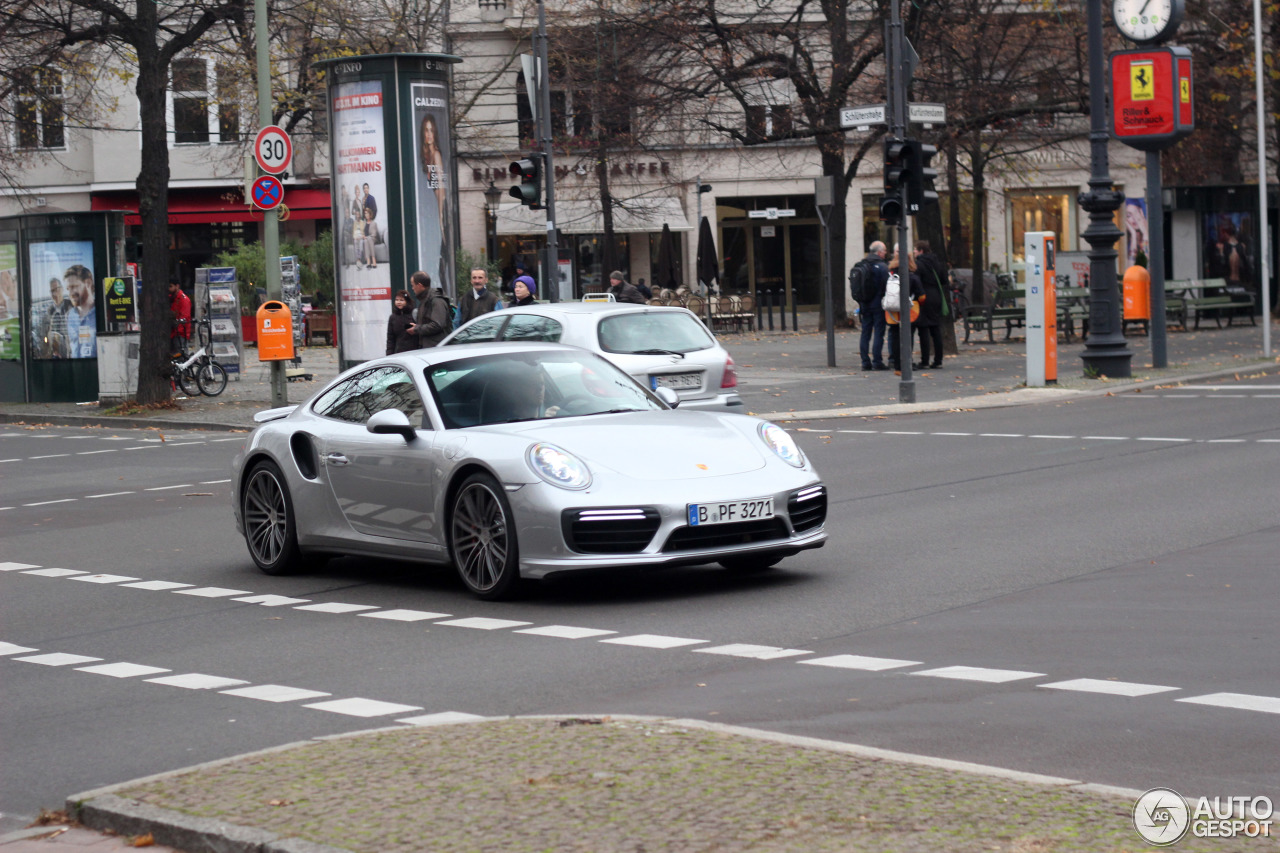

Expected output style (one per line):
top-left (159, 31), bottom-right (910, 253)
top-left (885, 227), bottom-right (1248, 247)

top-left (254, 125), bottom-right (292, 174)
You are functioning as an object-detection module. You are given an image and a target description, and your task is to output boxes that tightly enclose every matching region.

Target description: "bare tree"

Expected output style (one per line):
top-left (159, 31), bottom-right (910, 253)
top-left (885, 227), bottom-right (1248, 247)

top-left (0, 0), bottom-right (247, 404)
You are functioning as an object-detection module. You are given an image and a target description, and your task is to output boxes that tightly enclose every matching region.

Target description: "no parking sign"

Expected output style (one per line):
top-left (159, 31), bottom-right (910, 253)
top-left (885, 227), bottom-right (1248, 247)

top-left (251, 175), bottom-right (284, 210)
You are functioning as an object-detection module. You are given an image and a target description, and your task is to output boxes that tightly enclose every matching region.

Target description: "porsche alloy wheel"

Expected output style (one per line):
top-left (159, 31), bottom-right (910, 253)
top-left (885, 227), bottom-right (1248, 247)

top-left (450, 473), bottom-right (521, 600)
top-left (242, 460), bottom-right (303, 575)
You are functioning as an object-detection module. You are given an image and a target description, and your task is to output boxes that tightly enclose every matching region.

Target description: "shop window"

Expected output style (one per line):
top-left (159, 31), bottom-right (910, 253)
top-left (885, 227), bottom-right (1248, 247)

top-left (170, 58), bottom-right (240, 145)
top-left (745, 105), bottom-right (792, 142)
top-left (1008, 190), bottom-right (1072, 282)
top-left (14, 68), bottom-right (65, 150)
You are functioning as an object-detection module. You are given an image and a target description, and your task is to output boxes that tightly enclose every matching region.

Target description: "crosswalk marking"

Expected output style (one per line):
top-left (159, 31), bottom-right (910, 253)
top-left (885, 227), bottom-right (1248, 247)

top-left (70, 573), bottom-right (139, 584)
top-left (16, 653), bottom-right (103, 667)
top-left (77, 662), bottom-right (171, 678)
top-left (436, 617), bottom-right (533, 630)
top-left (1039, 678), bottom-right (1178, 697)
top-left (295, 602), bottom-right (380, 614)
top-left (514, 625), bottom-right (617, 639)
top-left (220, 684), bottom-right (331, 702)
top-left (303, 698), bottom-right (423, 717)
top-left (800, 654), bottom-right (920, 671)
top-left (145, 673), bottom-right (250, 690)
top-left (174, 586), bottom-right (253, 598)
top-left (911, 665), bottom-right (1045, 683)
top-left (695, 643), bottom-right (812, 660)
top-left (600, 634), bottom-right (706, 649)
top-left (1177, 693), bottom-right (1280, 714)
top-left (360, 609), bottom-right (451, 622)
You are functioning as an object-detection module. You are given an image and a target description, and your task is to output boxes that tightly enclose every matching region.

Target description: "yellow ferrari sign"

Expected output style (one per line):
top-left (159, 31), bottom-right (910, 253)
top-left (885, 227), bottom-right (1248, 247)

top-left (1130, 60), bottom-right (1155, 101)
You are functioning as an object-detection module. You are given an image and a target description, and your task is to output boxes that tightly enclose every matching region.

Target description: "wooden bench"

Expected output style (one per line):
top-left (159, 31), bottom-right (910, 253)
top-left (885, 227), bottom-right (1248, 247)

top-left (961, 288), bottom-right (1025, 343)
top-left (306, 310), bottom-right (335, 346)
top-left (1056, 287), bottom-right (1090, 342)
top-left (1186, 278), bottom-right (1255, 329)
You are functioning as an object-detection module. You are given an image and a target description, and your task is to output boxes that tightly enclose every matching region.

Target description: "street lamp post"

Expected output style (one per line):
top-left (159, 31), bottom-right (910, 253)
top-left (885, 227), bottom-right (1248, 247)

top-left (483, 180), bottom-right (502, 265)
top-left (1079, 0), bottom-right (1133, 378)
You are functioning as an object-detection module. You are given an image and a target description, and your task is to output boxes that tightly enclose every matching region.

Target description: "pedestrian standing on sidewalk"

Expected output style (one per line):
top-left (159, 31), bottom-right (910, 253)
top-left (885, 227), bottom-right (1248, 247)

top-left (885, 251), bottom-right (924, 374)
top-left (509, 275), bottom-right (538, 307)
top-left (386, 290), bottom-right (417, 354)
top-left (407, 271), bottom-right (450, 348)
top-left (858, 241), bottom-right (890, 370)
top-left (913, 241), bottom-right (947, 369)
top-left (458, 267), bottom-right (502, 326)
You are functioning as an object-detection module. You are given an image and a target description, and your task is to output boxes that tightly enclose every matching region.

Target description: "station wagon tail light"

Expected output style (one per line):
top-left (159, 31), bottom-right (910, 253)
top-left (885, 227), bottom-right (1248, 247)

top-left (759, 422), bottom-right (805, 467)
top-left (721, 355), bottom-right (738, 388)
top-left (528, 443), bottom-right (592, 489)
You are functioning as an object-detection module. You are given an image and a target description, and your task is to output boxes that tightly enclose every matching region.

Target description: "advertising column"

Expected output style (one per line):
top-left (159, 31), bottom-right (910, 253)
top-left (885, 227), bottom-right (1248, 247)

top-left (0, 235), bottom-right (21, 402)
top-left (316, 54), bottom-right (460, 369)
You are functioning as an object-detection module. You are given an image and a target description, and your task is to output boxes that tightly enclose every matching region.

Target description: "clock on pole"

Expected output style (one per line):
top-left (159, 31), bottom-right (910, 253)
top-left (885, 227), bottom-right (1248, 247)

top-left (1111, 0), bottom-right (1185, 43)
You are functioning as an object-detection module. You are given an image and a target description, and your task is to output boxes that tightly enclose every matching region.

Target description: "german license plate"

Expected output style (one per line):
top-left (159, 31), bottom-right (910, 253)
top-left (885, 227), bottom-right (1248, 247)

top-left (651, 372), bottom-right (701, 390)
top-left (687, 497), bottom-right (774, 526)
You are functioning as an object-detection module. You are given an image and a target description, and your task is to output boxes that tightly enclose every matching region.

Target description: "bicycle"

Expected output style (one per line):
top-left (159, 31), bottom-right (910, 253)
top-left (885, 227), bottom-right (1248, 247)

top-left (168, 318), bottom-right (228, 397)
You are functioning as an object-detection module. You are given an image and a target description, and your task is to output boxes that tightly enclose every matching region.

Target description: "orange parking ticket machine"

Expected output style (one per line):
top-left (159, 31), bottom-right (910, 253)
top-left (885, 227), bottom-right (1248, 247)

top-left (256, 301), bottom-right (295, 361)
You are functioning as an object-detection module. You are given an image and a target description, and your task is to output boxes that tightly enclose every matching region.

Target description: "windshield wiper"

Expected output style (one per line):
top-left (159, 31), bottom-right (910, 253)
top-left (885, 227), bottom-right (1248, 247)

top-left (631, 348), bottom-right (686, 359)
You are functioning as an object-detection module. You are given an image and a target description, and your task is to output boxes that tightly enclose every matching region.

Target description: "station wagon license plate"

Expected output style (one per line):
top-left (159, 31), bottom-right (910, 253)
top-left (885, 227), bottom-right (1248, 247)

top-left (651, 372), bottom-right (701, 390)
top-left (687, 497), bottom-right (774, 526)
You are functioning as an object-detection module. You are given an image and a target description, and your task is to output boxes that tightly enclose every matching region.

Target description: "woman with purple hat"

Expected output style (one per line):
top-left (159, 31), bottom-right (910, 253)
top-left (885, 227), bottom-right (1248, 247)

top-left (509, 274), bottom-right (538, 307)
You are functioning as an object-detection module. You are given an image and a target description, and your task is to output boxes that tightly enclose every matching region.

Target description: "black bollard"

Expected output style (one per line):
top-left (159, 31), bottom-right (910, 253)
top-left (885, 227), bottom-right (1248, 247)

top-left (791, 294), bottom-right (798, 332)
top-left (766, 289), bottom-right (775, 331)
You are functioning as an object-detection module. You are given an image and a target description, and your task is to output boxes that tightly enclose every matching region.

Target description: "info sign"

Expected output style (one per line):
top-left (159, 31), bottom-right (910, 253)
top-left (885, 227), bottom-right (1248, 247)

top-left (1110, 46), bottom-right (1194, 151)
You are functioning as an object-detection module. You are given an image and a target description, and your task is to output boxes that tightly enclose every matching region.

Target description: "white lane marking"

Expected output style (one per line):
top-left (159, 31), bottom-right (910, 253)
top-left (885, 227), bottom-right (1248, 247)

top-left (1161, 394), bottom-right (1200, 397)
top-left (29, 454), bottom-right (70, 460)
top-left (200, 479), bottom-right (232, 485)
top-left (98, 437), bottom-right (133, 441)
top-left (515, 625), bottom-right (618, 639)
top-left (24, 499), bottom-right (76, 507)
top-left (234, 594), bottom-right (312, 607)
top-left (0, 459), bottom-right (20, 463)
top-left (294, 602), bottom-right (380, 614)
top-left (174, 587), bottom-right (253, 598)
top-left (0, 642), bottom-right (38, 655)
top-left (883, 431), bottom-right (923, 435)
top-left (1081, 436), bottom-right (1127, 441)
top-left (22, 568), bottom-right (87, 577)
top-left (77, 450), bottom-right (117, 455)
top-left (1178, 384), bottom-right (1280, 390)
top-left (1039, 678), bottom-right (1179, 697)
top-left (931, 432), bottom-right (974, 436)
top-left (1207, 439), bottom-right (1246, 444)
top-left (695, 643), bottom-right (812, 660)
top-left (303, 697), bottom-right (423, 717)
top-left (1028, 435), bottom-right (1074, 439)
top-left (912, 665), bottom-right (1045, 683)
top-left (600, 634), bottom-right (707, 649)
top-left (211, 437), bottom-right (246, 442)
top-left (800, 654), bottom-right (921, 672)
top-left (360, 609), bottom-right (451, 622)
top-left (15, 653), bottom-right (103, 667)
top-left (836, 429), bottom-right (880, 434)
top-left (1136, 437), bottom-right (1191, 442)
top-left (125, 446), bottom-right (162, 451)
top-left (398, 711), bottom-right (487, 726)
top-left (1259, 439), bottom-right (1280, 443)
top-left (76, 662), bottom-right (172, 678)
top-left (1206, 394), bottom-right (1247, 398)
top-left (163, 442), bottom-right (205, 448)
top-left (1177, 693), bottom-right (1280, 714)
top-left (0, 562), bottom-right (40, 572)
top-left (62, 436), bottom-right (93, 439)
top-left (145, 484), bottom-right (194, 491)
top-left (70, 573), bottom-right (140, 584)
top-left (980, 433), bottom-right (1023, 438)
top-left (121, 580), bottom-right (195, 591)
top-left (435, 617), bottom-right (533, 630)
top-left (145, 673), bottom-right (250, 690)
top-left (87, 492), bottom-right (135, 498)
top-left (220, 684), bottom-right (332, 703)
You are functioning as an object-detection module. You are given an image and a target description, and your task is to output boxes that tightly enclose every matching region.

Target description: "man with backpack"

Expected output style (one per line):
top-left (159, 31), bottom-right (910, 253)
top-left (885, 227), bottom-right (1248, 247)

top-left (408, 271), bottom-right (451, 348)
top-left (852, 241), bottom-right (890, 370)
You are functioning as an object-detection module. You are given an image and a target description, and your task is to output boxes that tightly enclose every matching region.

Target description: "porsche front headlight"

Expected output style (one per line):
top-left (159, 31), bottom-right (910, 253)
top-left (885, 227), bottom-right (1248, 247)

top-left (527, 443), bottom-right (592, 489)
top-left (759, 422), bottom-right (805, 468)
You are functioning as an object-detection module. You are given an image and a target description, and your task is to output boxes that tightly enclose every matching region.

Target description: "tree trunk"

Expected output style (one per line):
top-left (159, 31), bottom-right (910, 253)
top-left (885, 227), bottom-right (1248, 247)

top-left (133, 20), bottom-right (173, 405)
top-left (968, 166), bottom-right (987, 307)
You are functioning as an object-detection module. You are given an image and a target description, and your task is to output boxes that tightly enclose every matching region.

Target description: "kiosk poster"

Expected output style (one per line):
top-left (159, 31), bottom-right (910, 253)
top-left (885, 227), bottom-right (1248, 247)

top-left (0, 242), bottom-right (19, 360)
top-left (28, 241), bottom-right (96, 359)
top-left (412, 80), bottom-right (451, 292)
top-left (333, 78), bottom-right (392, 362)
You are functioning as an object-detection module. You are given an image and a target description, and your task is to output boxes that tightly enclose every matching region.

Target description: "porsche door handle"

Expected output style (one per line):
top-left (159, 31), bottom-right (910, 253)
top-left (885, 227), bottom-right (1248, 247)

top-left (324, 453), bottom-right (349, 466)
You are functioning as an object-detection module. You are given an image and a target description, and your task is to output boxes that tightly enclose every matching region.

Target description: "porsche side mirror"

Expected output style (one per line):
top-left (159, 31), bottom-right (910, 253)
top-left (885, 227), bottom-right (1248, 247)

top-left (655, 386), bottom-right (679, 408)
top-left (367, 408), bottom-right (417, 441)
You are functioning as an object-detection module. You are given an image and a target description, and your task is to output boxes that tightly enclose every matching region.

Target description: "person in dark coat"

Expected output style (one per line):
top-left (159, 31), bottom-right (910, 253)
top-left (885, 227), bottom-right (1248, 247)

top-left (885, 251), bottom-right (925, 373)
top-left (509, 274), bottom-right (538, 306)
top-left (912, 240), bottom-right (947, 369)
top-left (608, 270), bottom-right (646, 304)
top-left (458, 267), bottom-right (502, 325)
top-left (407, 271), bottom-right (450, 348)
top-left (857, 241), bottom-right (890, 370)
top-left (386, 290), bottom-right (416, 354)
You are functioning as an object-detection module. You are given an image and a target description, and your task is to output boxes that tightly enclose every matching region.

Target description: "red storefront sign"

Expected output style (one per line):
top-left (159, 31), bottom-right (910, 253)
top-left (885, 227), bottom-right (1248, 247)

top-left (1110, 46), bottom-right (1194, 151)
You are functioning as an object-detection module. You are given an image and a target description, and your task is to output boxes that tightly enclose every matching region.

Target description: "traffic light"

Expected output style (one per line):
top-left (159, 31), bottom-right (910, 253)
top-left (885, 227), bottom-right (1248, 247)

top-left (880, 137), bottom-right (907, 225)
top-left (509, 155), bottom-right (542, 209)
top-left (906, 142), bottom-right (939, 213)
top-left (879, 196), bottom-right (903, 226)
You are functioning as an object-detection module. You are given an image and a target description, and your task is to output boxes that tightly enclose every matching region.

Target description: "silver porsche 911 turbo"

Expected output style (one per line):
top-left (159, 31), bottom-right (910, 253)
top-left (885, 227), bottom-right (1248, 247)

top-left (232, 341), bottom-right (826, 599)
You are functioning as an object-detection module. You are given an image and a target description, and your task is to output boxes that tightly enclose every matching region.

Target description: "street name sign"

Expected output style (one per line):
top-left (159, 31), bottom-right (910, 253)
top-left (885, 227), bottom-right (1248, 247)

top-left (841, 103), bottom-right (947, 130)
top-left (748, 208), bottom-right (796, 220)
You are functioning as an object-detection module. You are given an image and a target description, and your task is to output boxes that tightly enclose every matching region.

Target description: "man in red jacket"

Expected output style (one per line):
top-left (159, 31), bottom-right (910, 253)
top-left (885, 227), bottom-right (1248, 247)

top-left (168, 280), bottom-right (192, 356)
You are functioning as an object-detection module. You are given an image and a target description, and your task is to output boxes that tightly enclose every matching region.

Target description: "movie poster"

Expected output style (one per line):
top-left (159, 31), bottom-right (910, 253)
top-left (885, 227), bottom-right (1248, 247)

top-left (1124, 198), bottom-right (1148, 268)
top-left (411, 81), bottom-right (452, 293)
top-left (0, 243), bottom-right (18, 361)
top-left (28, 241), bottom-right (96, 359)
top-left (333, 79), bottom-right (392, 362)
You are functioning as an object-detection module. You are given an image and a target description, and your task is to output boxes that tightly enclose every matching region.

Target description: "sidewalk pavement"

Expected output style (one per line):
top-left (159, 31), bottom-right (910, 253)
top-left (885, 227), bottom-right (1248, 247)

top-left (3, 317), bottom-right (1278, 853)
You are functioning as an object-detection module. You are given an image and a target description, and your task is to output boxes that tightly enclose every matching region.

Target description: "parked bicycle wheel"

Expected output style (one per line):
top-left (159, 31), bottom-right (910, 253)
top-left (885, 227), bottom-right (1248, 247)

top-left (197, 360), bottom-right (228, 396)
top-left (177, 364), bottom-right (202, 397)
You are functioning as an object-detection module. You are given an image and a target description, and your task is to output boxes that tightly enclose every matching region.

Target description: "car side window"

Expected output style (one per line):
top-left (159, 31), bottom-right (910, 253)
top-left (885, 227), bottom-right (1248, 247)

top-left (313, 366), bottom-right (427, 427)
top-left (501, 314), bottom-right (562, 342)
top-left (448, 314), bottom-right (507, 344)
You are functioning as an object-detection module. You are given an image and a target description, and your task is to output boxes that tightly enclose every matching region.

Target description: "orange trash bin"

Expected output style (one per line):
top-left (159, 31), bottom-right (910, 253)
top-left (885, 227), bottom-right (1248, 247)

top-left (256, 301), bottom-right (295, 361)
top-left (1123, 265), bottom-right (1151, 322)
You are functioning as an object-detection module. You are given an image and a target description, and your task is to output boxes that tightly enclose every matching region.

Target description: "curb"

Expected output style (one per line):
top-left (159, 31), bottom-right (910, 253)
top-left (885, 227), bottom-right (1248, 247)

top-left (65, 714), bottom-right (1145, 853)
top-left (0, 413), bottom-right (250, 432)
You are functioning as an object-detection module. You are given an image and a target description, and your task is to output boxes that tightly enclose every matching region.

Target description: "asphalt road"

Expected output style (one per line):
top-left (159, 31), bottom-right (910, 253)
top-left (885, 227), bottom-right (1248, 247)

top-left (2, 377), bottom-right (1278, 834)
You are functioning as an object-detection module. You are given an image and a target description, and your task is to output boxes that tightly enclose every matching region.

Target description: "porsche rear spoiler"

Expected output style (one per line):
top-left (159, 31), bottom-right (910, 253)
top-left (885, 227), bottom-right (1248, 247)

top-left (253, 405), bottom-right (298, 423)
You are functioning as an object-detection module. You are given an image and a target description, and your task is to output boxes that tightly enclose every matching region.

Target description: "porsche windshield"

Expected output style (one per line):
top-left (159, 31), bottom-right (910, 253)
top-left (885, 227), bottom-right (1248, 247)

top-left (426, 351), bottom-right (663, 428)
